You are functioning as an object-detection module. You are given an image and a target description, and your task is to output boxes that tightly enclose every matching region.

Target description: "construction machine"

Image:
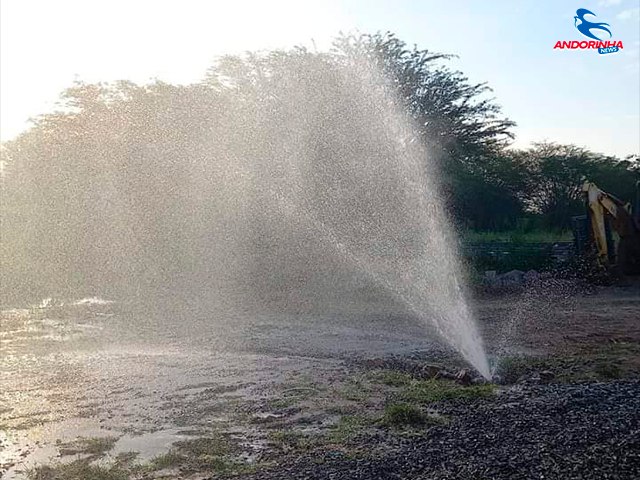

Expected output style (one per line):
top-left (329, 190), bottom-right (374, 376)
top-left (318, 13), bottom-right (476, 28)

top-left (573, 181), bottom-right (640, 275)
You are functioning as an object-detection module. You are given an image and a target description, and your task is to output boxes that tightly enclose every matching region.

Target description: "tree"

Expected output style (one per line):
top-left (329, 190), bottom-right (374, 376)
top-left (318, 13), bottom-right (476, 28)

top-left (328, 33), bottom-right (518, 228)
top-left (512, 143), bottom-right (640, 229)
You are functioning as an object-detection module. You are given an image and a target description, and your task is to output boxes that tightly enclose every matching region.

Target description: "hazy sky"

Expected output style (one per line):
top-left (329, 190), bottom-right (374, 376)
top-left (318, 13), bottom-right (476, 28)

top-left (1, 0), bottom-right (639, 156)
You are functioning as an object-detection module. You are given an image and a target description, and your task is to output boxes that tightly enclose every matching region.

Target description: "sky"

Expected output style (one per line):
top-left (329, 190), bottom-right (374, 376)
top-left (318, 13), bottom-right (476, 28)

top-left (1, 0), bottom-right (639, 156)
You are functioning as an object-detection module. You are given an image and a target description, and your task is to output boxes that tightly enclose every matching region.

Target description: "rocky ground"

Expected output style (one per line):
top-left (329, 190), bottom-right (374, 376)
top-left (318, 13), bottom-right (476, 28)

top-left (243, 380), bottom-right (640, 480)
top-left (1, 281), bottom-right (639, 479)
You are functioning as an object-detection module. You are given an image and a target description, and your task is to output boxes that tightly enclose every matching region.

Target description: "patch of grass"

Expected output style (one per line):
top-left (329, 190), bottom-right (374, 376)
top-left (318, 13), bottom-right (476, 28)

top-left (496, 356), bottom-right (539, 383)
top-left (334, 375), bottom-right (374, 402)
top-left (324, 404), bottom-right (358, 415)
top-left (368, 369), bottom-right (413, 387)
top-left (588, 342), bottom-right (639, 380)
top-left (147, 451), bottom-right (185, 470)
top-left (327, 415), bottom-right (372, 443)
top-left (497, 346), bottom-right (639, 384)
top-left (29, 434), bottom-right (253, 478)
top-left (380, 403), bottom-right (450, 430)
top-left (174, 436), bottom-right (236, 457)
top-left (192, 455), bottom-right (247, 474)
top-left (170, 435), bottom-right (251, 474)
top-left (58, 436), bottom-right (118, 456)
top-left (335, 384), bottom-right (368, 402)
top-left (113, 451), bottom-right (138, 466)
top-left (595, 342), bottom-right (640, 356)
top-left (268, 430), bottom-right (317, 451)
top-left (269, 396), bottom-right (300, 409)
top-left (496, 355), bottom-right (578, 383)
top-left (593, 362), bottom-right (622, 379)
top-left (399, 379), bottom-right (495, 404)
top-left (270, 377), bottom-right (323, 408)
top-left (381, 403), bottom-right (428, 427)
top-left (27, 460), bottom-right (127, 480)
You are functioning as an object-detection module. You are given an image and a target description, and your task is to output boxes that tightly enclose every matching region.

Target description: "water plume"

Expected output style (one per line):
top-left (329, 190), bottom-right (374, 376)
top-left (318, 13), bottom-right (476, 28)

top-left (230, 54), bottom-right (491, 378)
top-left (0, 48), bottom-right (491, 378)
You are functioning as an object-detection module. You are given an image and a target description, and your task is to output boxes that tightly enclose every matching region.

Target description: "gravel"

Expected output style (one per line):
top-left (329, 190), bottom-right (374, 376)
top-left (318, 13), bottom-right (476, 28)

top-left (240, 381), bottom-right (640, 479)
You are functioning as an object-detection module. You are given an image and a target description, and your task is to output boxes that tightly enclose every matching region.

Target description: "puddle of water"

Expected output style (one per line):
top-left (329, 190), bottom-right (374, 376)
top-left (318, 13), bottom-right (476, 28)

top-left (1, 418), bottom-right (110, 479)
top-left (1, 418), bottom-right (199, 479)
top-left (108, 428), bottom-right (196, 462)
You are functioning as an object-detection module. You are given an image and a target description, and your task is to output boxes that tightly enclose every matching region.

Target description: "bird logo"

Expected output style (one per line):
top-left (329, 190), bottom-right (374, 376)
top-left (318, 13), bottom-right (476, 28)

top-left (574, 9), bottom-right (612, 41)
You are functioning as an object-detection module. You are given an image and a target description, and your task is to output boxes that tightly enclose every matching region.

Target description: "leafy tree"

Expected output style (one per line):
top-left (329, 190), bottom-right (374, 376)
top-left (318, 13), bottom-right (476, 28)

top-left (329, 33), bottom-right (518, 227)
top-left (512, 143), bottom-right (640, 229)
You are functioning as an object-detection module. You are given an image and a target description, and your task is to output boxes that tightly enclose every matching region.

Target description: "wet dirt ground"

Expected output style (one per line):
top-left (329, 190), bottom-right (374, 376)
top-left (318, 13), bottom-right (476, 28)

top-left (1, 281), bottom-right (639, 479)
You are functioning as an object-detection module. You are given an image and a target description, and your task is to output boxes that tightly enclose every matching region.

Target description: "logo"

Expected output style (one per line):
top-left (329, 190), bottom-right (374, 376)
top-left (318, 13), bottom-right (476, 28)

top-left (554, 8), bottom-right (623, 54)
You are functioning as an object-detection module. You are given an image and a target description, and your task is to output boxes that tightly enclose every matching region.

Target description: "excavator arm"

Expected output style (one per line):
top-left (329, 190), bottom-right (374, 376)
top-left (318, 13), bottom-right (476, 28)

top-left (582, 181), bottom-right (640, 274)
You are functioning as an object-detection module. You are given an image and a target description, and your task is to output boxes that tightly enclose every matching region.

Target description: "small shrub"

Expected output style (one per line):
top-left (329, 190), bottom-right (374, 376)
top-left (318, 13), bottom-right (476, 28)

top-left (382, 403), bottom-right (427, 427)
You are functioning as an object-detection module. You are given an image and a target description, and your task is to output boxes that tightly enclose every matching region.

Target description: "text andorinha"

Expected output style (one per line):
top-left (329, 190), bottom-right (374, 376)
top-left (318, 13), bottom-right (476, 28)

top-left (553, 40), bottom-right (624, 50)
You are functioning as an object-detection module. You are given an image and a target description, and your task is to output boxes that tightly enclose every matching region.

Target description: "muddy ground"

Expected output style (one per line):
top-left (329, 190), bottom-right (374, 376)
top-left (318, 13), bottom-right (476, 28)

top-left (1, 279), bottom-right (639, 479)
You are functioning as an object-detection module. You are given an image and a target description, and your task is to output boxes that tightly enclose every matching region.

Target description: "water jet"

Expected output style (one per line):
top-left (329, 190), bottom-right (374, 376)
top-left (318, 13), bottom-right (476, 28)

top-left (236, 55), bottom-right (491, 379)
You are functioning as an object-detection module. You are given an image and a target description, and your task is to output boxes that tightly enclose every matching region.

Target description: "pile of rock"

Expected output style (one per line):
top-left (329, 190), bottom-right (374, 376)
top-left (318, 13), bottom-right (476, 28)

top-left (482, 269), bottom-right (541, 288)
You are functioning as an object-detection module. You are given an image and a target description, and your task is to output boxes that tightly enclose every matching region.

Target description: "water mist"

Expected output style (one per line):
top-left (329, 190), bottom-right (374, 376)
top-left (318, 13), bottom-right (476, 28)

top-left (228, 54), bottom-right (491, 379)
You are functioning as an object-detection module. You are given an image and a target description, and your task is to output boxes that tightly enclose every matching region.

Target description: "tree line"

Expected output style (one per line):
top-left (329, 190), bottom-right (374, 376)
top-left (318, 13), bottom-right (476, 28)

top-left (1, 32), bottom-right (638, 304)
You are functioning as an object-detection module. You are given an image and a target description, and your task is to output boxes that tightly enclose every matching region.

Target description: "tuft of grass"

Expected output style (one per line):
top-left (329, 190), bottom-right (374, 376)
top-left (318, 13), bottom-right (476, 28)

top-left (58, 436), bottom-right (118, 457)
top-left (381, 403), bottom-right (428, 427)
top-left (147, 451), bottom-right (185, 470)
top-left (113, 451), bottom-right (138, 466)
top-left (399, 379), bottom-right (495, 404)
top-left (381, 403), bottom-right (449, 430)
top-left (27, 460), bottom-right (127, 480)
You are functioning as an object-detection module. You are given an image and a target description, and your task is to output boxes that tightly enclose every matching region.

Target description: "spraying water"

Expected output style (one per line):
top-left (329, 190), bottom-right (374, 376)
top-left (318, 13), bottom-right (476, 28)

top-left (1, 48), bottom-right (491, 378)
top-left (231, 55), bottom-right (491, 378)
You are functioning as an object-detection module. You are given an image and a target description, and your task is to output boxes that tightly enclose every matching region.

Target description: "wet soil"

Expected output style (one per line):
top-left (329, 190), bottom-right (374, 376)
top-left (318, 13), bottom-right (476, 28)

top-left (1, 281), bottom-right (639, 479)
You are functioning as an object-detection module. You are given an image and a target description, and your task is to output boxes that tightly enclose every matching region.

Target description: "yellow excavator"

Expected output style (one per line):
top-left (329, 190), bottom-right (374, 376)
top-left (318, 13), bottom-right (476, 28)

top-left (579, 181), bottom-right (640, 275)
